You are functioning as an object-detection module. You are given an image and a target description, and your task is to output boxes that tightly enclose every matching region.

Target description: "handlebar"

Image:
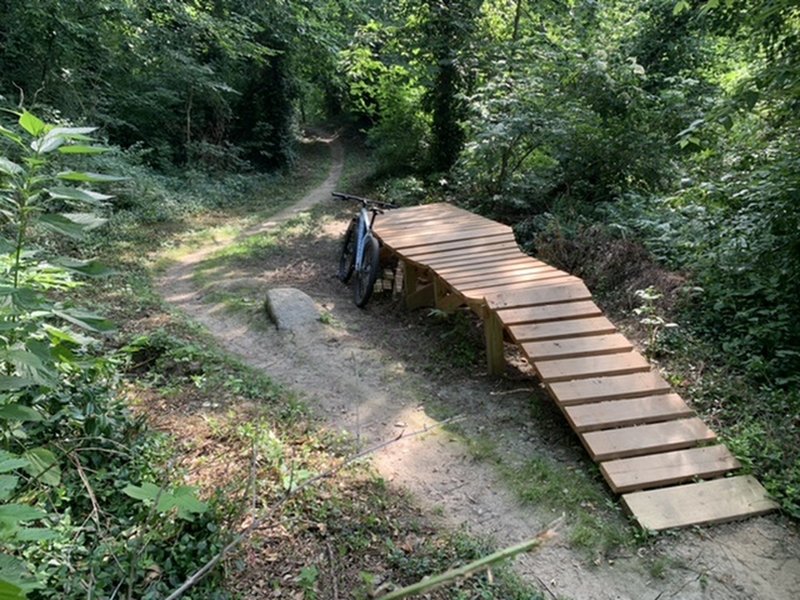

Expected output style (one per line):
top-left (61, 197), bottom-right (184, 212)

top-left (331, 192), bottom-right (398, 211)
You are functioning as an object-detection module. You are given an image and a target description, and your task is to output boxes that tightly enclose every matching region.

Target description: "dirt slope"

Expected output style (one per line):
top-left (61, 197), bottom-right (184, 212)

top-left (157, 137), bottom-right (800, 600)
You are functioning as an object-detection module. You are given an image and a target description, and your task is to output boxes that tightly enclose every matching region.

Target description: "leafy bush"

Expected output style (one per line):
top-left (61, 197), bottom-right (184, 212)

top-left (0, 110), bottom-right (227, 598)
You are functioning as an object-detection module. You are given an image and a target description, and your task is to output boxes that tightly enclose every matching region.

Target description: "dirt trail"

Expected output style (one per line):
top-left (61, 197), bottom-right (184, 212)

top-left (158, 137), bottom-right (800, 600)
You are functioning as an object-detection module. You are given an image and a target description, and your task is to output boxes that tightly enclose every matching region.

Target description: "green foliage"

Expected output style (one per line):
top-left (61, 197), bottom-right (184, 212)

top-left (0, 110), bottom-right (226, 597)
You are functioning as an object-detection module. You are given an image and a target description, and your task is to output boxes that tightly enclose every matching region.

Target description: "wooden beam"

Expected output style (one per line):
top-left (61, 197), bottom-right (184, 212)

top-left (484, 310), bottom-right (505, 376)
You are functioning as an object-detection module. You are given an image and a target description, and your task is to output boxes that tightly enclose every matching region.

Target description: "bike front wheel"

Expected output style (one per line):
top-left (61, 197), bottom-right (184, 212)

top-left (354, 235), bottom-right (381, 308)
top-left (338, 218), bottom-right (357, 283)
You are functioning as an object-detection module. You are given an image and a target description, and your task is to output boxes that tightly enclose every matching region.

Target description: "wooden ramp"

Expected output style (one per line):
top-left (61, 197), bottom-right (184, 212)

top-left (372, 203), bottom-right (777, 531)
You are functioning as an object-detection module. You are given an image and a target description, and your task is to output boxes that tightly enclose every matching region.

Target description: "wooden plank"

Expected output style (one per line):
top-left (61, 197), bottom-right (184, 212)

top-left (580, 417), bottom-right (716, 461)
top-left (622, 476), bottom-right (778, 531)
top-left (601, 445), bottom-right (740, 493)
top-left (379, 221), bottom-right (511, 243)
top-left (376, 216), bottom-right (496, 235)
top-left (509, 316), bottom-right (617, 343)
top-left (563, 393), bottom-right (693, 432)
top-left (389, 233), bottom-right (515, 254)
top-left (407, 243), bottom-right (522, 265)
top-left (549, 371), bottom-right (672, 405)
top-left (522, 333), bottom-right (633, 361)
top-left (444, 263), bottom-right (555, 284)
top-left (496, 300), bottom-right (602, 325)
top-left (388, 226), bottom-right (512, 250)
top-left (375, 203), bottom-right (462, 222)
top-left (535, 351), bottom-right (650, 383)
top-left (420, 251), bottom-right (522, 270)
top-left (455, 267), bottom-right (564, 288)
top-left (484, 281), bottom-right (592, 309)
top-left (428, 251), bottom-right (530, 271)
top-left (460, 274), bottom-right (577, 295)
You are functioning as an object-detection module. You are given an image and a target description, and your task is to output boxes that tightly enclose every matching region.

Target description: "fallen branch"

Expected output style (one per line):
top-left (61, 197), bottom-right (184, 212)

top-left (163, 414), bottom-right (465, 600)
top-left (378, 516), bottom-right (564, 600)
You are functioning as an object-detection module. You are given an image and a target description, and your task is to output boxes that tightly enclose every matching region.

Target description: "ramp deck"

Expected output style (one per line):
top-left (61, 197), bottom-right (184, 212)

top-left (372, 203), bottom-right (777, 531)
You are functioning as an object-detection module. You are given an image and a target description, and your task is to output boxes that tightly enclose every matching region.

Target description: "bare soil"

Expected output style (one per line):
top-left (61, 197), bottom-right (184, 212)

top-left (157, 137), bottom-right (800, 600)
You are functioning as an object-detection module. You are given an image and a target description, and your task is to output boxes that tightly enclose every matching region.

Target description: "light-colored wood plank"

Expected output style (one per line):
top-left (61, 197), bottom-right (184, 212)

top-left (509, 316), bottom-right (617, 343)
top-left (536, 351), bottom-right (650, 383)
top-left (390, 233), bottom-right (515, 254)
top-left (389, 227), bottom-right (513, 250)
top-left (549, 371), bottom-right (672, 405)
top-left (417, 244), bottom-right (523, 264)
top-left (563, 393), bottom-right (693, 432)
top-left (581, 418), bottom-right (716, 461)
top-left (522, 333), bottom-right (633, 361)
top-left (461, 274), bottom-right (577, 296)
top-left (496, 300), bottom-right (602, 325)
top-left (445, 262), bottom-right (554, 284)
top-left (376, 217), bottom-right (497, 235)
top-left (380, 222), bottom-right (512, 244)
top-left (484, 281), bottom-right (592, 309)
top-left (622, 476), bottom-right (778, 531)
top-left (601, 445), bottom-right (740, 493)
top-left (429, 252), bottom-right (530, 271)
top-left (457, 269), bottom-right (568, 290)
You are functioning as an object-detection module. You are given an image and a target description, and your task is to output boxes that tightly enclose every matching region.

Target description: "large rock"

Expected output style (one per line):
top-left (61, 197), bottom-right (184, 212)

top-left (265, 287), bottom-right (320, 331)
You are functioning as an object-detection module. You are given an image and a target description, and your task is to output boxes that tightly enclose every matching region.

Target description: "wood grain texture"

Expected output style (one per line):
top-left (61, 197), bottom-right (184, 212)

top-left (535, 350), bottom-right (650, 383)
top-left (563, 393), bottom-right (693, 432)
top-left (601, 445), bottom-right (740, 493)
top-left (622, 476), bottom-right (777, 530)
top-left (510, 316), bottom-right (617, 343)
top-left (581, 417), bottom-right (716, 461)
top-left (522, 333), bottom-right (633, 361)
top-left (496, 300), bottom-right (603, 325)
top-left (484, 281), bottom-right (592, 309)
top-left (549, 371), bottom-right (672, 405)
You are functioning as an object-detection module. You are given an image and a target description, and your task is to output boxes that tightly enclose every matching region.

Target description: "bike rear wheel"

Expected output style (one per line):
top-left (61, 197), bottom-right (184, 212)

top-left (354, 235), bottom-right (381, 308)
top-left (338, 218), bottom-right (357, 283)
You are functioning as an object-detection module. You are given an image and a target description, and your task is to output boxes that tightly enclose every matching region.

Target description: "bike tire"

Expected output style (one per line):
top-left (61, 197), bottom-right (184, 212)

top-left (338, 218), bottom-right (357, 283)
top-left (354, 235), bottom-right (381, 308)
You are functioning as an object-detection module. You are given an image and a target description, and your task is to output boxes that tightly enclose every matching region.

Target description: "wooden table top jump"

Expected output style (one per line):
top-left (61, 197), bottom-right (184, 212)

top-left (373, 203), bottom-right (777, 531)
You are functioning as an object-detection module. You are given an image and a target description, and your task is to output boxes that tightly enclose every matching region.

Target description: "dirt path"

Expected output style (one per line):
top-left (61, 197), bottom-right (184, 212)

top-left (157, 137), bottom-right (800, 600)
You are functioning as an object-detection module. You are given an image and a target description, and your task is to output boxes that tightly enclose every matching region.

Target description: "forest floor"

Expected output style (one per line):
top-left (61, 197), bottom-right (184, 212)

top-left (155, 136), bottom-right (800, 599)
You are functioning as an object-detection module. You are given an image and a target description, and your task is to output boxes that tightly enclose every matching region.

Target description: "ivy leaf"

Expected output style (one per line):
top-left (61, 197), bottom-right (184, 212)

top-left (0, 552), bottom-right (41, 593)
top-left (53, 308), bottom-right (114, 333)
top-left (18, 111), bottom-right (47, 137)
top-left (122, 481), bottom-right (161, 503)
top-left (0, 378), bottom-right (37, 392)
top-left (172, 486), bottom-right (208, 520)
top-left (14, 528), bottom-right (57, 542)
top-left (0, 505), bottom-right (46, 523)
top-left (0, 477), bottom-right (19, 502)
top-left (47, 187), bottom-right (113, 206)
top-left (46, 126), bottom-right (97, 140)
top-left (22, 448), bottom-right (60, 486)
top-left (0, 159), bottom-right (22, 176)
top-left (30, 137), bottom-right (64, 154)
top-left (50, 257), bottom-right (115, 278)
top-left (39, 213), bottom-right (107, 239)
top-left (0, 452), bottom-right (28, 474)
top-left (56, 171), bottom-right (126, 183)
top-left (0, 579), bottom-right (25, 600)
top-left (0, 125), bottom-right (22, 145)
top-left (0, 405), bottom-right (42, 423)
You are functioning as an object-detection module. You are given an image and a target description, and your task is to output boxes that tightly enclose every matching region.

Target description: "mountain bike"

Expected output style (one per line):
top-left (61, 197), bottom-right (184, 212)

top-left (332, 192), bottom-right (397, 308)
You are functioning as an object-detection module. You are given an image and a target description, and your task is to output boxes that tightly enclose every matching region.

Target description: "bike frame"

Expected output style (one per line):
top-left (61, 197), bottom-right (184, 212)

top-left (353, 205), bottom-right (378, 273)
